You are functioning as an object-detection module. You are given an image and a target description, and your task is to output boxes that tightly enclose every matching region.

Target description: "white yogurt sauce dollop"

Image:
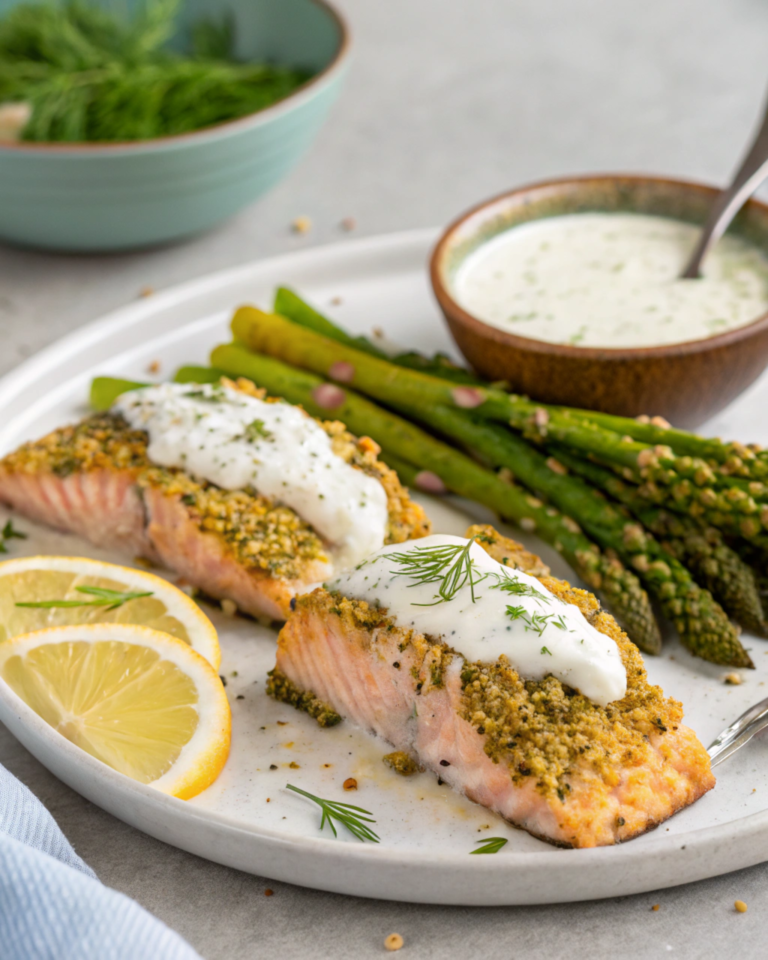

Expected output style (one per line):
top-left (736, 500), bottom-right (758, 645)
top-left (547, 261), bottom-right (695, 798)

top-left (329, 535), bottom-right (627, 707)
top-left (114, 382), bottom-right (389, 569)
top-left (455, 212), bottom-right (768, 348)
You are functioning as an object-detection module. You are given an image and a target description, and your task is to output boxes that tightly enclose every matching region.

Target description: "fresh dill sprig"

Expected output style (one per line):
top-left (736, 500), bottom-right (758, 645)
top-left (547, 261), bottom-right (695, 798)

top-left (17, 585), bottom-right (153, 611)
top-left (0, 519), bottom-right (26, 553)
top-left (490, 571), bottom-right (550, 604)
top-left (470, 837), bottom-right (508, 855)
top-left (505, 605), bottom-right (560, 637)
top-left (388, 537), bottom-right (488, 605)
top-left (286, 784), bottom-right (380, 843)
top-left (0, 0), bottom-right (311, 144)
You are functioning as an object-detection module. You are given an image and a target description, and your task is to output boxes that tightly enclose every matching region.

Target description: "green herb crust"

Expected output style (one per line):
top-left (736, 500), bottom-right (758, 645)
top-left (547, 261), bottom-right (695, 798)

top-left (266, 668), bottom-right (342, 727)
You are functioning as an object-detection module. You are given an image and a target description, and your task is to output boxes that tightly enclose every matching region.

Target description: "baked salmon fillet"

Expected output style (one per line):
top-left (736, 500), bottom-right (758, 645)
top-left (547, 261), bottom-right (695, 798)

top-left (0, 380), bottom-right (429, 620)
top-left (269, 527), bottom-right (715, 848)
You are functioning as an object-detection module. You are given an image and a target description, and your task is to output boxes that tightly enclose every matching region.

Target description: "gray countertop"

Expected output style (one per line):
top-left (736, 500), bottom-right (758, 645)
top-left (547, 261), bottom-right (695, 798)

top-left (2, 0), bottom-right (768, 956)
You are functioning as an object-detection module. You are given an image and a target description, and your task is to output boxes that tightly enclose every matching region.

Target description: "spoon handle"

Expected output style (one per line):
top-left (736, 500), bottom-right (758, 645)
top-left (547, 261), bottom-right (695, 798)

top-left (682, 89), bottom-right (768, 279)
top-left (707, 693), bottom-right (768, 767)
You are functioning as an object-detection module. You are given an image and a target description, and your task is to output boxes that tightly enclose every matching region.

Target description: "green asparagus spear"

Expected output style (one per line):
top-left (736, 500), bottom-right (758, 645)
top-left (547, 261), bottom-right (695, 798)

top-left (397, 405), bottom-right (751, 667)
top-left (211, 342), bottom-right (661, 654)
top-left (274, 288), bottom-right (391, 359)
top-left (173, 365), bottom-right (226, 385)
top-left (274, 287), bottom-right (481, 383)
top-left (90, 376), bottom-right (148, 411)
top-left (550, 446), bottom-right (768, 637)
top-left (232, 307), bottom-right (768, 542)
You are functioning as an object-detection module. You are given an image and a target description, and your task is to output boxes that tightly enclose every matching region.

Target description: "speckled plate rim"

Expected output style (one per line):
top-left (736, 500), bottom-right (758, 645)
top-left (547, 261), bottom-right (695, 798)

top-left (1, 229), bottom-right (768, 905)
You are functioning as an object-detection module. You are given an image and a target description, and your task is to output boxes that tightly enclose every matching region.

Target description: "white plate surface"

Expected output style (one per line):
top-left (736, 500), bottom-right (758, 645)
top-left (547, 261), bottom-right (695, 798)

top-left (2, 229), bottom-right (768, 905)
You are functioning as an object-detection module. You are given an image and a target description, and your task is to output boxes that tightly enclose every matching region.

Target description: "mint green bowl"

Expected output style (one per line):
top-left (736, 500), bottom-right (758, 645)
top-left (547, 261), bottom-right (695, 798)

top-left (0, 0), bottom-right (349, 251)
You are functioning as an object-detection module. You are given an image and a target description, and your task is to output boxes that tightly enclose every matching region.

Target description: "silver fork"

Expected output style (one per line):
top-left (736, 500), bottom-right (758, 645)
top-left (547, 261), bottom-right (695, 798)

top-left (708, 696), bottom-right (768, 767)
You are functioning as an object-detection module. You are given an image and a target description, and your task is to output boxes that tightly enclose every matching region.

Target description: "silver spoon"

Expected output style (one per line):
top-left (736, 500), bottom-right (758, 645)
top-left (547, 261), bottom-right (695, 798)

top-left (708, 695), bottom-right (768, 767)
top-left (682, 88), bottom-right (768, 279)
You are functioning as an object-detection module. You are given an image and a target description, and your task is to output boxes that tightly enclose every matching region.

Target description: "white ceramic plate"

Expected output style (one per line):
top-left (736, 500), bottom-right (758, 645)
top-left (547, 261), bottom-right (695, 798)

top-left (2, 229), bottom-right (768, 905)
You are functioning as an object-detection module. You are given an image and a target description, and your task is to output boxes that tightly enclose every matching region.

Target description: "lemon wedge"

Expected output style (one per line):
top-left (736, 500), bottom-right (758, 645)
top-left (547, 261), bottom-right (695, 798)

top-left (0, 556), bottom-right (220, 670)
top-left (0, 624), bottom-right (231, 798)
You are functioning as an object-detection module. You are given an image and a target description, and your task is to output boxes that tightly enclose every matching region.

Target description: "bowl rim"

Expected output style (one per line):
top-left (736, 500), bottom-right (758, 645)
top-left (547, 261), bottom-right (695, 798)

top-left (0, 0), bottom-right (350, 155)
top-left (430, 173), bottom-right (768, 360)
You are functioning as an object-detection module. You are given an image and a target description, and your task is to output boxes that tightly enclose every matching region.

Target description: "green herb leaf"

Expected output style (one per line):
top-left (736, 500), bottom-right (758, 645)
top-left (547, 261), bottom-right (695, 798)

top-left (388, 537), bottom-right (488, 605)
top-left (243, 419), bottom-right (273, 442)
top-left (0, 519), bottom-right (26, 554)
top-left (470, 837), bottom-right (508, 855)
top-left (16, 585), bottom-right (153, 611)
top-left (286, 784), bottom-right (380, 843)
top-left (541, 645), bottom-right (552, 655)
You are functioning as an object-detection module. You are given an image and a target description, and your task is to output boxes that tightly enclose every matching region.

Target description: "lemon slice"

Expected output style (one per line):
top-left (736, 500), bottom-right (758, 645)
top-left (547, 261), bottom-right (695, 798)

top-left (0, 556), bottom-right (220, 670)
top-left (0, 624), bottom-right (231, 799)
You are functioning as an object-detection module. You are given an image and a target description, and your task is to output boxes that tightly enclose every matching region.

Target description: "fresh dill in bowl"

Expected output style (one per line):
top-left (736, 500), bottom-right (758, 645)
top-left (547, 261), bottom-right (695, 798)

top-left (0, 0), bottom-right (312, 142)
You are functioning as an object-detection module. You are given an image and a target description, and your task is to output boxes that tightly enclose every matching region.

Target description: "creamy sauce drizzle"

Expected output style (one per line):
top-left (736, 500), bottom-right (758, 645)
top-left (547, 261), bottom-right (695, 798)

top-left (115, 383), bottom-right (389, 569)
top-left (455, 213), bottom-right (768, 348)
top-left (329, 535), bottom-right (626, 706)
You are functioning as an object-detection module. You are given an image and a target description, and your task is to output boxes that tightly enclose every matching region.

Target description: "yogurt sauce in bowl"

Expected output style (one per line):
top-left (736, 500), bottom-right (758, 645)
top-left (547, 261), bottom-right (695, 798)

top-left (454, 213), bottom-right (768, 349)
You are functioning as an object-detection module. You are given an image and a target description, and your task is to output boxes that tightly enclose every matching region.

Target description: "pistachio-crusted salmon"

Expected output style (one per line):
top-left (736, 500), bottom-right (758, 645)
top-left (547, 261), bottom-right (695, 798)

top-left (0, 380), bottom-right (430, 620)
top-left (269, 529), bottom-right (714, 848)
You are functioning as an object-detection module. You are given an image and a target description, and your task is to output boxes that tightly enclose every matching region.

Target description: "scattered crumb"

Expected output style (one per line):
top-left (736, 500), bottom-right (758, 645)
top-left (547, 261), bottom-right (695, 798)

top-left (735, 900), bottom-right (748, 913)
top-left (651, 904), bottom-right (660, 911)
top-left (753, 788), bottom-right (757, 794)
top-left (265, 889), bottom-right (274, 897)
top-left (219, 675), bottom-right (227, 687)
top-left (322, 763), bottom-right (332, 768)
top-left (288, 761), bottom-right (300, 769)
top-left (269, 764), bottom-right (278, 770)
top-left (384, 933), bottom-right (404, 952)
top-left (372, 327), bottom-right (384, 339)
top-left (284, 742), bottom-right (295, 748)
top-left (292, 216), bottom-right (312, 234)
top-left (236, 694), bottom-right (244, 700)
top-left (343, 777), bottom-right (358, 791)
top-left (147, 359), bottom-right (161, 375)
top-left (138, 286), bottom-right (154, 298)
top-left (231, 670), bottom-right (238, 677)
top-left (220, 598), bottom-right (237, 617)
top-left (330, 296), bottom-right (343, 306)
top-left (266, 798), bottom-right (271, 803)
top-left (277, 721), bottom-right (289, 726)
top-left (340, 216), bottom-right (357, 231)
top-left (724, 672), bottom-right (742, 685)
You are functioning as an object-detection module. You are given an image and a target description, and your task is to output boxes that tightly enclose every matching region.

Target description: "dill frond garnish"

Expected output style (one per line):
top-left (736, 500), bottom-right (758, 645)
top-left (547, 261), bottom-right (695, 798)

top-left (17, 586), bottom-right (153, 611)
top-left (286, 784), bottom-right (380, 843)
top-left (504, 605), bottom-right (563, 637)
top-left (388, 537), bottom-right (488, 605)
top-left (0, 519), bottom-right (26, 553)
top-left (470, 837), bottom-right (508, 855)
top-left (490, 571), bottom-right (550, 603)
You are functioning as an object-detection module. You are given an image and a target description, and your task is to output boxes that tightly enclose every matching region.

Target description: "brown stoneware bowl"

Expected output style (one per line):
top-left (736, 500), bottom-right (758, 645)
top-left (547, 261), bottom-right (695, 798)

top-left (430, 175), bottom-right (768, 428)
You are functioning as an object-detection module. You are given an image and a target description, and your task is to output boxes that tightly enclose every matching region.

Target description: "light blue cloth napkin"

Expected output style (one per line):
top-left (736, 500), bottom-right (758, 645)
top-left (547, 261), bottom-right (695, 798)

top-left (0, 762), bottom-right (202, 960)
